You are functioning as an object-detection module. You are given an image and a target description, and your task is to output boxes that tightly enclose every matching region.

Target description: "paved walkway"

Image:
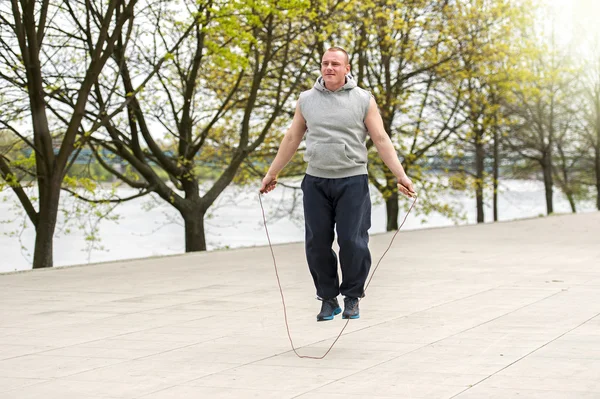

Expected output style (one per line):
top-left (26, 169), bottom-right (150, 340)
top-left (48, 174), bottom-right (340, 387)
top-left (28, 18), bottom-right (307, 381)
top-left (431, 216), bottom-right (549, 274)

top-left (1, 212), bottom-right (600, 398)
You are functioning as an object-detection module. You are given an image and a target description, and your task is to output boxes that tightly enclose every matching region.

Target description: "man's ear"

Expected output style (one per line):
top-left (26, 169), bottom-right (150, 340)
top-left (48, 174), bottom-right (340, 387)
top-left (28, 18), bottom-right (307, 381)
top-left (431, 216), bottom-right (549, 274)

top-left (346, 64), bottom-right (351, 74)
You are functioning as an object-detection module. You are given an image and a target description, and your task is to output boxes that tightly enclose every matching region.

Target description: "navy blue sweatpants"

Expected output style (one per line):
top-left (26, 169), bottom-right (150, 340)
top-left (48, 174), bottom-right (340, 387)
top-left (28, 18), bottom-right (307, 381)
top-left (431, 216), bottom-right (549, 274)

top-left (301, 174), bottom-right (372, 299)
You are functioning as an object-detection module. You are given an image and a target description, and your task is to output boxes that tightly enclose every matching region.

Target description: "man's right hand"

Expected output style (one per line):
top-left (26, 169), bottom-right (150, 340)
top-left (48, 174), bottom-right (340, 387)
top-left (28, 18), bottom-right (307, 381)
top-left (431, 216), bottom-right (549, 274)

top-left (397, 175), bottom-right (416, 198)
top-left (260, 173), bottom-right (278, 194)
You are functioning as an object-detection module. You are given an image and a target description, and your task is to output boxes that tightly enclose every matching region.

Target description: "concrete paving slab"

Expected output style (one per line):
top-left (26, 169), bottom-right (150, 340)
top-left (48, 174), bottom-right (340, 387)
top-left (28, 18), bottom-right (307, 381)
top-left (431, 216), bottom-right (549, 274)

top-left (1, 212), bottom-right (600, 398)
top-left (142, 386), bottom-right (292, 399)
top-left (452, 387), bottom-right (600, 399)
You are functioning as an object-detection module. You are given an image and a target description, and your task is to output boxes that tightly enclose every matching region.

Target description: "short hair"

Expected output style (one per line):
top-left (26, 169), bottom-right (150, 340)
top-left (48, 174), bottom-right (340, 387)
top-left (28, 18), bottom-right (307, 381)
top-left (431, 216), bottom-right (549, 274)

top-left (326, 47), bottom-right (349, 64)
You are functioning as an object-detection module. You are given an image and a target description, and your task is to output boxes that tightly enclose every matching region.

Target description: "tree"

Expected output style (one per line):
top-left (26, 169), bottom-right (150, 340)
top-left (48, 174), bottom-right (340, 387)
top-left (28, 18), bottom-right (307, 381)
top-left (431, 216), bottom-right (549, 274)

top-left (582, 51), bottom-right (600, 210)
top-left (0, 0), bottom-right (137, 268)
top-left (344, 0), bottom-right (461, 230)
top-left (505, 23), bottom-right (578, 215)
top-left (552, 117), bottom-right (589, 213)
top-left (450, 0), bottom-right (531, 223)
top-left (575, 11), bottom-right (600, 210)
top-left (84, 0), bottom-right (324, 252)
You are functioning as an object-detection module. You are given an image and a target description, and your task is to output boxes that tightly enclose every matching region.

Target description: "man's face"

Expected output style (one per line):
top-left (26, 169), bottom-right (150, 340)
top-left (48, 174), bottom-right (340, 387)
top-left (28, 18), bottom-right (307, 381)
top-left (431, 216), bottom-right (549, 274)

top-left (321, 51), bottom-right (350, 89)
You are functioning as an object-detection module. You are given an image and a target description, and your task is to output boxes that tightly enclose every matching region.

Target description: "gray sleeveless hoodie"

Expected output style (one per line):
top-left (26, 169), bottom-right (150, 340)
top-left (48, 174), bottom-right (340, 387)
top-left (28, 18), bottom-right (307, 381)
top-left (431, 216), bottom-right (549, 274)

top-left (298, 75), bottom-right (372, 179)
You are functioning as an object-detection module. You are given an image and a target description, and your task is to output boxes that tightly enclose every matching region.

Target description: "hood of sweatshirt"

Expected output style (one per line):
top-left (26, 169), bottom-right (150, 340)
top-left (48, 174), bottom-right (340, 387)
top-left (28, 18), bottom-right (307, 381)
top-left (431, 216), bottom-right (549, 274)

top-left (314, 74), bottom-right (357, 92)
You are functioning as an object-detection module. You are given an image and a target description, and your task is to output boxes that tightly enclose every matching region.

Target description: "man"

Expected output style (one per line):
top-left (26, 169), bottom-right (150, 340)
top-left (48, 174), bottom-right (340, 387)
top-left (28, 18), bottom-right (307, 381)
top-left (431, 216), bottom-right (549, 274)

top-left (260, 47), bottom-right (415, 322)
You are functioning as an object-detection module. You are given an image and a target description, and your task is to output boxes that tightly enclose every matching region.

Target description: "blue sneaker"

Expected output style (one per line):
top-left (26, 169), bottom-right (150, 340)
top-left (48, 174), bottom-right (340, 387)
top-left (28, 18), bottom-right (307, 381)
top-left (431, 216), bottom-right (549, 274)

top-left (342, 297), bottom-right (360, 319)
top-left (317, 298), bottom-right (341, 322)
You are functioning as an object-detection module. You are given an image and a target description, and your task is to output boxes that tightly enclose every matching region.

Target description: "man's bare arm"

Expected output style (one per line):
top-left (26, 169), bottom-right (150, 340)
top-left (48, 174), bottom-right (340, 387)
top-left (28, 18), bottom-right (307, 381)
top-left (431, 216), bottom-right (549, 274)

top-left (364, 96), bottom-right (416, 197)
top-left (260, 103), bottom-right (307, 193)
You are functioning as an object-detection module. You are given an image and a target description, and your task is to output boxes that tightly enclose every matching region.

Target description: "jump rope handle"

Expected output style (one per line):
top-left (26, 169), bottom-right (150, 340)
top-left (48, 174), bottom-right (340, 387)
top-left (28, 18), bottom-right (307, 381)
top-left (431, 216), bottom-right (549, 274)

top-left (399, 183), bottom-right (417, 199)
top-left (260, 180), bottom-right (278, 194)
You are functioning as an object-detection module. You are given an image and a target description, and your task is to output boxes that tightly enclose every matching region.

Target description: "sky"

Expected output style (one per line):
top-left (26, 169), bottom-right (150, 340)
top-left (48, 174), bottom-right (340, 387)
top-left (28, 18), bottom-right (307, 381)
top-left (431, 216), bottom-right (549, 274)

top-left (543, 0), bottom-right (600, 53)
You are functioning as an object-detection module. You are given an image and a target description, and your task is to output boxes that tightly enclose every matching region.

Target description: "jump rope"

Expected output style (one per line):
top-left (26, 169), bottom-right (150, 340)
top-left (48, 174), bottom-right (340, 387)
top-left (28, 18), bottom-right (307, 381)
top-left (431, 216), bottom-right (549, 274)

top-left (259, 181), bottom-right (418, 359)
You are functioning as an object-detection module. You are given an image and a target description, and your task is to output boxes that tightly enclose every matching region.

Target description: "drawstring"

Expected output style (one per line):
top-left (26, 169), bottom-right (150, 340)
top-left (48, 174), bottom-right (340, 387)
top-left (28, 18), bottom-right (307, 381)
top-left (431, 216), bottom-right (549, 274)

top-left (259, 190), bottom-right (418, 359)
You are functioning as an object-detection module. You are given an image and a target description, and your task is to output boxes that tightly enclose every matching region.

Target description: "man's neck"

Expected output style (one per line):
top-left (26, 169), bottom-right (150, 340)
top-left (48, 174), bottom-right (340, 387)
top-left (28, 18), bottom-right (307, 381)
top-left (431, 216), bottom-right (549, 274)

top-left (324, 77), bottom-right (346, 92)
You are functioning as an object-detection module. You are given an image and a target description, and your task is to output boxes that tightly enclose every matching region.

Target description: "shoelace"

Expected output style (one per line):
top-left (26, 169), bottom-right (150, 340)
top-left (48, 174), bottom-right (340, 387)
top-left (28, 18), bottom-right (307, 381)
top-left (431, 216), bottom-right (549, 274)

top-left (259, 191), bottom-right (418, 359)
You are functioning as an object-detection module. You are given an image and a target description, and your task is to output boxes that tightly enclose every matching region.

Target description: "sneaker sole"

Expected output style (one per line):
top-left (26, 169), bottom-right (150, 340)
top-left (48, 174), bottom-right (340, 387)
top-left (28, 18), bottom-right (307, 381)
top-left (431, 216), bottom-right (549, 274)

top-left (342, 314), bottom-right (360, 320)
top-left (317, 307), bottom-right (342, 322)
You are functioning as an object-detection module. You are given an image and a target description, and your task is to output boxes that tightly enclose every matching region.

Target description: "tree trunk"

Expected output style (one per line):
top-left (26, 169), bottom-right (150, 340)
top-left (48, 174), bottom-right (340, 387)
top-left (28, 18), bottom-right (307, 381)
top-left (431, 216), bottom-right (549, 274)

top-left (559, 159), bottom-right (576, 213)
top-left (475, 133), bottom-right (485, 223)
top-left (32, 210), bottom-right (58, 269)
top-left (596, 144), bottom-right (600, 211)
top-left (594, 96), bottom-right (599, 211)
top-left (183, 209), bottom-right (207, 252)
top-left (541, 153), bottom-right (554, 215)
top-left (385, 191), bottom-right (399, 231)
top-left (475, 182), bottom-right (484, 223)
top-left (566, 192), bottom-right (576, 213)
top-left (493, 127), bottom-right (499, 222)
top-left (32, 179), bottom-right (61, 269)
top-left (355, 23), bottom-right (368, 85)
top-left (181, 177), bottom-right (207, 252)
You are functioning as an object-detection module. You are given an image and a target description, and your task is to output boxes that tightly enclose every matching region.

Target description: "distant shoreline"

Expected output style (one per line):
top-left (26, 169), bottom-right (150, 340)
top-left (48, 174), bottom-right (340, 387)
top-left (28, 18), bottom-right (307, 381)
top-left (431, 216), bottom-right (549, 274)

top-left (1, 179), bottom-right (597, 273)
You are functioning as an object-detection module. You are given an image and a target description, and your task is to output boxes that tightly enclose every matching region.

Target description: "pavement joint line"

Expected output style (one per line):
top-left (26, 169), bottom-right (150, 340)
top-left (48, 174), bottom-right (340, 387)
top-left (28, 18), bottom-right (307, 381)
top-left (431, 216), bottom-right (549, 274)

top-left (449, 310), bottom-right (600, 398)
top-left (270, 282), bottom-right (566, 358)
top-left (6, 284), bottom-right (277, 298)
top-left (118, 288), bottom-right (506, 398)
top-left (36, 336), bottom-right (241, 394)
top-left (0, 313), bottom-right (228, 362)
top-left (126, 288), bottom-right (515, 398)
top-left (0, 318), bottom-right (217, 358)
top-left (7, 290), bottom-right (346, 386)
top-left (132, 350), bottom-right (323, 398)
top-left (275, 286), bottom-right (502, 356)
top-left (0, 290), bottom-right (273, 344)
top-left (132, 366), bottom-right (263, 399)
top-left (7, 289), bottom-right (140, 294)
top-left (0, 284), bottom-right (314, 363)
top-left (0, 243), bottom-right (295, 276)
top-left (135, 384), bottom-right (294, 399)
top-left (288, 288), bottom-right (566, 399)
top-left (0, 284), bottom-right (574, 366)
top-left (1, 378), bottom-right (52, 396)
top-left (2, 329), bottom-right (230, 363)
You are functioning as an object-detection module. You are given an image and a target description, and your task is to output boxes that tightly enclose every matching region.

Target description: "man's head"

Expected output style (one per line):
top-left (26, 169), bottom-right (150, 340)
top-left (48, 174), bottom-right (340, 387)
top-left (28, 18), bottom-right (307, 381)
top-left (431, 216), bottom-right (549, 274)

top-left (321, 47), bottom-right (351, 91)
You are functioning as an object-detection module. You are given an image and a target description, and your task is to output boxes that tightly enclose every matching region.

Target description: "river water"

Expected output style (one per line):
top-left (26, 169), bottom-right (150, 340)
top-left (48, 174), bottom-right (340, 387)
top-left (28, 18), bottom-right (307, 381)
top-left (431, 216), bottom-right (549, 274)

top-left (0, 179), bottom-right (596, 273)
